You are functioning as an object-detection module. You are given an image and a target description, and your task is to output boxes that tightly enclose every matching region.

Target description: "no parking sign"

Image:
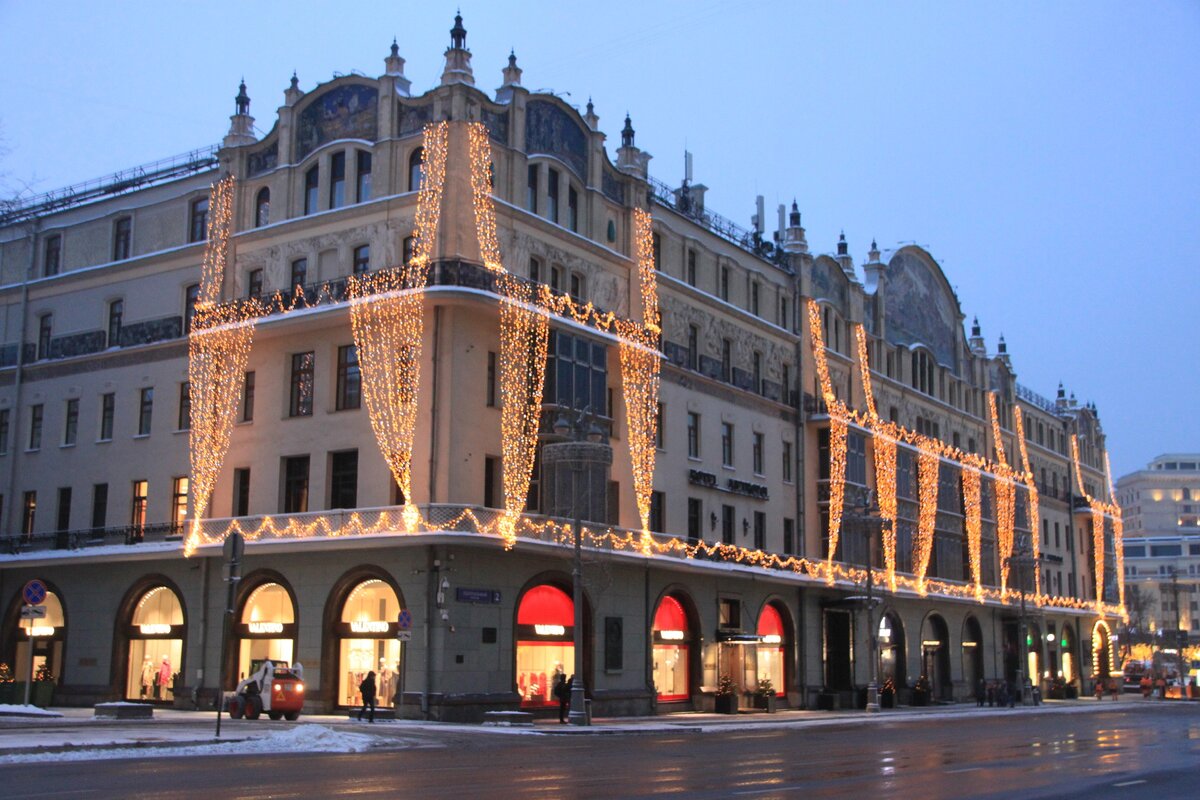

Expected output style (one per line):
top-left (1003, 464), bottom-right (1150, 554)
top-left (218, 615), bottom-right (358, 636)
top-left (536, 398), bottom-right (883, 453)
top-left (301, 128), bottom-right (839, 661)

top-left (22, 579), bottom-right (47, 606)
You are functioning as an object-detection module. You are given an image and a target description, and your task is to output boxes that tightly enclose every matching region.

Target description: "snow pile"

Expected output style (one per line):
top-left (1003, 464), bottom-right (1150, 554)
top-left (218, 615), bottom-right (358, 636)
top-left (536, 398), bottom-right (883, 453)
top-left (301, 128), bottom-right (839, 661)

top-left (0, 724), bottom-right (388, 764)
top-left (0, 704), bottom-right (63, 718)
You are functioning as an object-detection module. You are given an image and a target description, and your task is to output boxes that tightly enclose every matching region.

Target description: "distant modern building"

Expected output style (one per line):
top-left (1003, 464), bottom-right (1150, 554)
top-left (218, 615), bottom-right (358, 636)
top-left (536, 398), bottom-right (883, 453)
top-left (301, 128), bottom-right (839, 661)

top-left (1116, 455), bottom-right (1200, 646)
top-left (0, 15), bottom-right (1124, 718)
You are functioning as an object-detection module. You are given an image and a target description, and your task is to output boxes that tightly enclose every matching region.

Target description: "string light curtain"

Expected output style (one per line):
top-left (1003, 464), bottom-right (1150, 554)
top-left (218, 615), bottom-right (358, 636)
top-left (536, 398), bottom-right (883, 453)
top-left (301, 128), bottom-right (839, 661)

top-left (1105, 452), bottom-right (1126, 610)
top-left (1012, 406), bottom-right (1043, 599)
top-left (914, 448), bottom-right (939, 595)
top-left (855, 324), bottom-right (898, 590)
top-left (349, 121), bottom-right (448, 533)
top-left (806, 299), bottom-right (845, 582)
top-left (620, 208), bottom-right (662, 555)
top-left (186, 175), bottom-right (257, 557)
top-left (961, 465), bottom-right (984, 601)
top-left (1070, 434), bottom-right (1125, 612)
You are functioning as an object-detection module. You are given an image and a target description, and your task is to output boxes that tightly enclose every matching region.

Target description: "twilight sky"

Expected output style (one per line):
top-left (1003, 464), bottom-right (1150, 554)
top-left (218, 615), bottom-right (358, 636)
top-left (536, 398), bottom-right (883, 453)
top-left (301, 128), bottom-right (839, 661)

top-left (1, 1), bottom-right (1196, 479)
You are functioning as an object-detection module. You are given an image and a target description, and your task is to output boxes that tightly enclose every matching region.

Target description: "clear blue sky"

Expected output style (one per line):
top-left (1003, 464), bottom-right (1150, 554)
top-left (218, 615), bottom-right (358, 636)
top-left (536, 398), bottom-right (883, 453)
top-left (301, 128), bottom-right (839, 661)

top-left (2, 0), bottom-right (1196, 479)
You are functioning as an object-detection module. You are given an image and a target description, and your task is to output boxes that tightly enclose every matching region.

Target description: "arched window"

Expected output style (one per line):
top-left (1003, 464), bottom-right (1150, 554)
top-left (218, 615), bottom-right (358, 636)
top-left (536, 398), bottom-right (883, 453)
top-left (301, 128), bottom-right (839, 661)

top-left (337, 579), bottom-right (404, 708)
top-left (878, 612), bottom-right (906, 690)
top-left (237, 582), bottom-right (296, 680)
top-left (408, 148), bottom-right (424, 192)
top-left (962, 615), bottom-right (983, 694)
top-left (756, 603), bottom-right (786, 695)
top-left (515, 584), bottom-right (574, 707)
top-left (255, 187), bottom-right (270, 228)
top-left (304, 166), bottom-right (319, 215)
top-left (126, 586), bottom-right (185, 702)
top-left (652, 594), bottom-right (692, 701)
top-left (13, 589), bottom-right (66, 686)
top-left (921, 614), bottom-right (952, 700)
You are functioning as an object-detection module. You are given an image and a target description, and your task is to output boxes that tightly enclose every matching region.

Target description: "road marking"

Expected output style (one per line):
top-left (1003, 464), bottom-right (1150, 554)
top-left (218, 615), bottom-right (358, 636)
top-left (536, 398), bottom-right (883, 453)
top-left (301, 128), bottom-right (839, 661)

top-left (1113, 780), bottom-right (1147, 788)
top-left (945, 767), bottom-right (982, 774)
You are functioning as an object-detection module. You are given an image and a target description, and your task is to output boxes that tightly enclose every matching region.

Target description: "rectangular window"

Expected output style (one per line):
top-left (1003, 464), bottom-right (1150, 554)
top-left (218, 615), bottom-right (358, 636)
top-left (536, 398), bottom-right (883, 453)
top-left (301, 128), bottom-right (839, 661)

top-left (720, 266), bottom-right (729, 300)
top-left (529, 257), bottom-right (540, 284)
top-left (178, 383), bottom-right (191, 430)
top-left (751, 282), bottom-right (760, 316)
top-left (752, 352), bottom-right (762, 394)
top-left (546, 330), bottom-right (608, 414)
top-left (28, 404), bottom-right (43, 450)
top-left (484, 455), bottom-right (499, 508)
top-left (569, 272), bottom-right (583, 303)
top-left (329, 450), bottom-right (358, 509)
top-left (304, 166), bottom-right (319, 215)
top-left (171, 476), bottom-right (188, 532)
top-left (753, 432), bottom-right (764, 474)
top-left (289, 352), bottom-right (315, 417)
top-left (38, 314), bottom-right (52, 360)
top-left (113, 217), bottom-right (132, 261)
top-left (0, 409), bottom-right (8, 453)
top-left (91, 483), bottom-right (108, 531)
top-left (100, 393), bottom-right (115, 440)
top-left (721, 504), bottom-right (735, 545)
top-left (650, 490), bottom-right (665, 533)
top-left (486, 351), bottom-right (497, 407)
top-left (779, 296), bottom-right (790, 329)
top-left (547, 168), bottom-right (560, 223)
top-left (329, 151), bottom-right (346, 209)
top-left (655, 403), bottom-right (665, 449)
top-left (782, 441), bottom-right (793, 483)
top-left (184, 284), bottom-right (199, 334)
top-left (754, 511), bottom-right (766, 550)
top-left (686, 250), bottom-right (697, 287)
top-left (64, 398), bottom-right (78, 446)
top-left (526, 164), bottom-right (538, 213)
top-left (550, 265), bottom-right (562, 292)
top-left (233, 468), bottom-right (250, 517)
top-left (22, 491), bottom-right (36, 537)
top-left (189, 198), bottom-right (209, 242)
top-left (282, 455), bottom-right (310, 513)
top-left (783, 517), bottom-right (795, 555)
top-left (131, 479), bottom-right (148, 529)
top-left (247, 268), bottom-right (263, 299)
top-left (107, 299), bottom-right (123, 347)
top-left (290, 258), bottom-right (308, 290)
top-left (56, 487), bottom-right (71, 532)
top-left (721, 338), bottom-right (731, 382)
top-left (352, 244), bottom-right (370, 275)
top-left (336, 345), bottom-right (361, 410)
top-left (687, 412), bottom-right (700, 458)
top-left (687, 324), bottom-right (699, 371)
top-left (44, 234), bottom-right (62, 276)
top-left (722, 422), bottom-right (734, 467)
top-left (241, 371), bottom-right (255, 422)
top-left (687, 498), bottom-right (702, 545)
top-left (138, 387), bottom-right (154, 435)
top-left (356, 150), bottom-right (372, 202)
top-left (568, 185), bottom-right (579, 232)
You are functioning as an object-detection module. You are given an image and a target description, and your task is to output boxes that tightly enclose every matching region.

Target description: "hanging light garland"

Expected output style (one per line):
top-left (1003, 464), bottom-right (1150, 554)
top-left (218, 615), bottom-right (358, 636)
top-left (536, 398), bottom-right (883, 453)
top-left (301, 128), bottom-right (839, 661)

top-left (1070, 434), bottom-right (1124, 613)
top-left (807, 299), bottom-right (845, 582)
top-left (854, 324), bottom-right (897, 590)
top-left (186, 174), bottom-right (257, 557)
top-left (914, 448), bottom-right (939, 595)
top-left (1012, 406), bottom-right (1042, 600)
top-left (1105, 451), bottom-right (1126, 610)
top-left (349, 121), bottom-right (448, 533)
top-left (961, 464), bottom-right (983, 601)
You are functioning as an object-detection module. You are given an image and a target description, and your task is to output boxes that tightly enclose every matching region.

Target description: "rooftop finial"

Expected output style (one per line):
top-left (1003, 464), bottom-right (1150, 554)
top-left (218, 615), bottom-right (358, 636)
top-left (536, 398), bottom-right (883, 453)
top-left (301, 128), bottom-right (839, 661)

top-left (621, 113), bottom-right (635, 148)
top-left (290, 71), bottom-right (299, 90)
top-left (998, 334), bottom-right (1007, 354)
top-left (235, 78), bottom-right (250, 115)
top-left (451, 11), bottom-right (467, 49)
top-left (971, 316), bottom-right (981, 337)
top-left (586, 97), bottom-right (594, 116)
top-left (391, 37), bottom-right (399, 58)
top-left (837, 230), bottom-right (848, 256)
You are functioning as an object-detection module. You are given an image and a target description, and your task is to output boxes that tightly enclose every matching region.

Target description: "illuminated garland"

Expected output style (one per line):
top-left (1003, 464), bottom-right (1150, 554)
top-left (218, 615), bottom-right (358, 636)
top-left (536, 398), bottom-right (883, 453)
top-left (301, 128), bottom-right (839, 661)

top-left (854, 325), bottom-right (877, 418)
top-left (1106, 452), bottom-right (1125, 610)
top-left (914, 448), bottom-right (939, 595)
top-left (994, 474), bottom-right (1016, 596)
top-left (620, 208), bottom-right (662, 554)
top-left (1012, 406), bottom-right (1042, 599)
top-left (185, 175), bottom-right (256, 557)
top-left (807, 300), bottom-right (844, 582)
top-left (988, 392), bottom-right (1007, 467)
top-left (961, 465), bottom-right (983, 601)
top-left (349, 121), bottom-right (448, 532)
top-left (1071, 434), bottom-right (1124, 613)
top-left (855, 324), bottom-right (896, 589)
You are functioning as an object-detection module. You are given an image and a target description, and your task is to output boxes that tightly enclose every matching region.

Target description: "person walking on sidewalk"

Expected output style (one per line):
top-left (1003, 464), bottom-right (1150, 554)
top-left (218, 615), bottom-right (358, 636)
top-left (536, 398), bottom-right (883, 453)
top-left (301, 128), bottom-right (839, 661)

top-left (358, 670), bottom-right (377, 723)
top-left (976, 679), bottom-right (986, 707)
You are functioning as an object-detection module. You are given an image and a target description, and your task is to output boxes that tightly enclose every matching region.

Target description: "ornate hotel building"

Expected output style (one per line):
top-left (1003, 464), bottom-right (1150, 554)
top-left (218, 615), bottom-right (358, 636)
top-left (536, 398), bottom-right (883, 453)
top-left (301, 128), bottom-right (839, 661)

top-left (0, 17), bottom-right (1124, 718)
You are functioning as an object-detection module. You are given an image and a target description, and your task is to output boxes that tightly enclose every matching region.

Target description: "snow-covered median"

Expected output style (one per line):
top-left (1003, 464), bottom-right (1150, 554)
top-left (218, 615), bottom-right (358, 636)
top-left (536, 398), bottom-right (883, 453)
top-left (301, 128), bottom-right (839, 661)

top-left (0, 724), bottom-right (390, 764)
top-left (0, 704), bottom-right (63, 718)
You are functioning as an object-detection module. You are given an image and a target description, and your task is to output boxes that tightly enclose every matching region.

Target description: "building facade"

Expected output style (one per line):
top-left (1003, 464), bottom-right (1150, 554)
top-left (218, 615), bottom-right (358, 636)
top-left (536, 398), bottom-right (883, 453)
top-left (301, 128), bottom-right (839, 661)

top-left (0, 17), bottom-right (1124, 719)
top-left (1116, 455), bottom-right (1200, 649)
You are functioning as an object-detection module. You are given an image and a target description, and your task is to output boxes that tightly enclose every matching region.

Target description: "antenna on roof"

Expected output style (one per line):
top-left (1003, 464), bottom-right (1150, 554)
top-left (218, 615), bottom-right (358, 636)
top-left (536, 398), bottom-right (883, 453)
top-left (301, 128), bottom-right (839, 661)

top-left (684, 151), bottom-right (693, 184)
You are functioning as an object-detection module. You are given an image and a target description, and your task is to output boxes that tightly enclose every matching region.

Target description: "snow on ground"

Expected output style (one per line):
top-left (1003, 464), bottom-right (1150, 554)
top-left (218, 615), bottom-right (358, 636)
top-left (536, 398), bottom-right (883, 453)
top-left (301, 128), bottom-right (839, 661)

top-left (0, 724), bottom-right (394, 764)
top-left (0, 704), bottom-right (63, 717)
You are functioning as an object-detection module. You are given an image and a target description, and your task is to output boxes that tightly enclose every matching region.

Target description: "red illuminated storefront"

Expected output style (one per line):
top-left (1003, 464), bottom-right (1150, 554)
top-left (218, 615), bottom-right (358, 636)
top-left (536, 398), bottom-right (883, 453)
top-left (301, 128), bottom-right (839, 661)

top-left (516, 584), bottom-right (574, 707)
top-left (652, 595), bottom-right (692, 702)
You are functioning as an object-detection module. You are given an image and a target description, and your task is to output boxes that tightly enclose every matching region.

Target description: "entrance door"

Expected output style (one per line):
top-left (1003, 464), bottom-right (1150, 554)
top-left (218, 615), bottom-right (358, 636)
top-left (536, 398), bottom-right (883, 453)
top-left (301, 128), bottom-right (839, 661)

top-left (824, 610), bottom-right (852, 691)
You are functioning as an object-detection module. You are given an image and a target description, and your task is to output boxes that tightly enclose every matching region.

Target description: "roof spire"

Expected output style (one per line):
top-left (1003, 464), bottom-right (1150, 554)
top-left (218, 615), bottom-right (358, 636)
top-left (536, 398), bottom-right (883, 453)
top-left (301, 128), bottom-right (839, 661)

top-left (441, 11), bottom-right (475, 86)
top-left (235, 78), bottom-right (250, 116)
top-left (450, 10), bottom-right (467, 50)
top-left (225, 78), bottom-right (256, 147)
top-left (621, 113), bottom-right (635, 148)
top-left (837, 230), bottom-right (848, 256)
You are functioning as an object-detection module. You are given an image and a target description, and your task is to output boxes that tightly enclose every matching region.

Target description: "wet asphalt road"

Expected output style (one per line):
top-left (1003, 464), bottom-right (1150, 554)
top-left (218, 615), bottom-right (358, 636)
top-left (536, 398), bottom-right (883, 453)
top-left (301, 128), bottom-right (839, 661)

top-left (1, 703), bottom-right (1197, 799)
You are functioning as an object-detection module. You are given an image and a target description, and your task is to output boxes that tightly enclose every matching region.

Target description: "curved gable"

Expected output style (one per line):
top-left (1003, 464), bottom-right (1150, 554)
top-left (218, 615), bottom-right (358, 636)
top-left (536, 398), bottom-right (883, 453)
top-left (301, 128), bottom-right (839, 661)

top-left (524, 98), bottom-right (588, 180)
top-left (296, 81), bottom-right (379, 161)
top-left (810, 255), bottom-right (849, 309)
top-left (883, 247), bottom-right (961, 369)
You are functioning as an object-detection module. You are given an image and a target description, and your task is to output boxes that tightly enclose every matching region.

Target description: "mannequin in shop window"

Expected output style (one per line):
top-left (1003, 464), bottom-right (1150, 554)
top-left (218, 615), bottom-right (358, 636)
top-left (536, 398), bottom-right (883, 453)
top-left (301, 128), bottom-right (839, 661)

top-left (157, 655), bottom-right (172, 700)
top-left (140, 657), bottom-right (155, 699)
top-left (378, 659), bottom-right (393, 707)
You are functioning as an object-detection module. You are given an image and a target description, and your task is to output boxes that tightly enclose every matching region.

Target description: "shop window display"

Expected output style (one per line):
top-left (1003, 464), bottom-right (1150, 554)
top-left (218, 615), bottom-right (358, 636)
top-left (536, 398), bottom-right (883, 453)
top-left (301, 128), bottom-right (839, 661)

top-left (126, 586), bottom-right (184, 702)
top-left (238, 582), bottom-right (295, 680)
top-left (651, 595), bottom-right (691, 701)
top-left (14, 590), bottom-right (64, 684)
top-left (338, 579), bottom-right (403, 708)
top-left (756, 604), bottom-right (786, 695)
top-left (516, 585), bottom-right (574, 707)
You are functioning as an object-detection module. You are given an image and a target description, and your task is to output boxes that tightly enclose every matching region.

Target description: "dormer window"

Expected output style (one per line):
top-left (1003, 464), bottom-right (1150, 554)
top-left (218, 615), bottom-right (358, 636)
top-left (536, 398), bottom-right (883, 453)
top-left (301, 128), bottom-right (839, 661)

top-left (568, 185), bottom-right (579, 232)
top-left (255, 188), bottom-right (270, 227)
top-left (911, 349), bottom-right (934, 395)
top-left (189, 198), bottom-right (209, 243)
top-left (329, 151), bottom-right (346, 209)
top-left (409, 148), bottom-right (425, 192)
top-left (356, 150), bottom-right (372, 202)
top-left (304, 166), bottom-right (319, 215)
top-left (547, 168), bottom-right (560, 224)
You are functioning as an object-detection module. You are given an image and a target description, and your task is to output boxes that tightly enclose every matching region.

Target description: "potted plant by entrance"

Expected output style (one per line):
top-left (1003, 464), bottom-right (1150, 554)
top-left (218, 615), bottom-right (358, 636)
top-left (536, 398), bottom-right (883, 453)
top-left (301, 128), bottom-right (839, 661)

top-left (1047, 676), bottom-right (1066, 700)
top-left (879, 677), bottom-right (896, 708)
top-left (0, 663), bottom-right (14, 705)
top-left (753, 678), bottom-right (777, 713)
top-left (715, 674), bottom-right (738, 714)
top-left (911, 675), bottom-right (931, 707)
top-left (32, 663), bottom-right (55, 708)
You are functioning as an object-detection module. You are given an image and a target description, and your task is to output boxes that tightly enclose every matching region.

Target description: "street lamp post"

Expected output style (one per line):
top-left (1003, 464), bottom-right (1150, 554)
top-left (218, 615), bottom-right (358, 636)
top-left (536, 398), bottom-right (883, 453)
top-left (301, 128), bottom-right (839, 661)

top-left (1008, 531), bottom-right (1037, 706)
top-left (547, 408), bottom-right (612, 727)
top-left (846, 488), bottom-right (883, 713)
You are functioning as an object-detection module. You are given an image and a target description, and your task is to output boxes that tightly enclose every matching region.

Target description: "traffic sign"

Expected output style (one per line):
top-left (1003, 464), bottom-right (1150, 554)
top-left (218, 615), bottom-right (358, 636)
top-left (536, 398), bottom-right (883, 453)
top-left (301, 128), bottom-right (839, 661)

top-left (20, 605), bottom-right (47, 620)
top-left (396, 630), bottom-right (413, 642)
top-left (22, 580), bottom-right (47, 606)
top-left (397, 609), bottom-right (413, 630)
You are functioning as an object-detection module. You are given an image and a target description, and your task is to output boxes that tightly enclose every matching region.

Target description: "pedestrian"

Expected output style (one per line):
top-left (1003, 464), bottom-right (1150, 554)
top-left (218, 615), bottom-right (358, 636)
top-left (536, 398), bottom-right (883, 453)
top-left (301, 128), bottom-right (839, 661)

top-left (1094, 679), bottom-right (1104, 701)
top-left (1155, 674), bottom-right (1166, 700)
top-left (996, 681), bottom-right (1008, 708)
top-left (553, 672), bottom-right (570, 723)
top-left (358, 670), bottom-right (377, 723)
top-left (1007, 680), bottom-right (1017, 709)
top-left (987, 681), bottom-right (995, 707)
top-left (1109, 678), bottom-right (1119, 701)
top-left (976, 679), bottom-right (986, 707)
top-left (1140, 675), bottom-right (1151, 699)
